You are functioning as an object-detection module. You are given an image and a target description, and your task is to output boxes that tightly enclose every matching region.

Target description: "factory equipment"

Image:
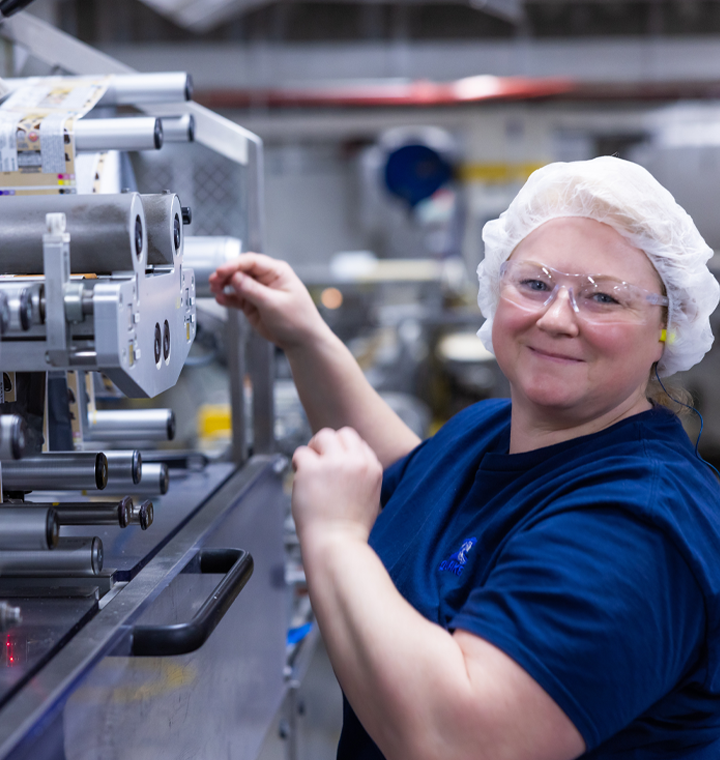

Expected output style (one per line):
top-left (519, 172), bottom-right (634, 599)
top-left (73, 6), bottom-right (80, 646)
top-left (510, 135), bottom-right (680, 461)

top-left (0, 13), bottom-right (287, 760)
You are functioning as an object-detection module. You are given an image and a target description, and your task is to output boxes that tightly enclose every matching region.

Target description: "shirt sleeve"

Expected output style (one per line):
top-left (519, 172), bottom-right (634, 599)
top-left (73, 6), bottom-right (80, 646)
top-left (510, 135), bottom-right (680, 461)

top-left (450, 506), bottom-right (706, 750)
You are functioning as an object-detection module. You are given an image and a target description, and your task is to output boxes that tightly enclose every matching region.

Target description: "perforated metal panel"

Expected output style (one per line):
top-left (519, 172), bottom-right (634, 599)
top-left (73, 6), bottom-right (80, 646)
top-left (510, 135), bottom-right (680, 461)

top-left (131, 141), bottom-right (249, 242)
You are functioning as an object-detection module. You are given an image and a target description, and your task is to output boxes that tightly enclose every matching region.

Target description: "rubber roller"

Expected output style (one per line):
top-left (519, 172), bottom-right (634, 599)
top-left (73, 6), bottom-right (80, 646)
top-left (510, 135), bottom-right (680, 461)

top-left (142, 193), bottom-right (183, 265)
top-left (104, 451), bottom-right (142, 487)
top-left (0, 537), bottom-right (103, 577)
top-left (0, 508), bottom-right (59, 550)
top-left (0, 193), bottom-right (146, 275)
top-left (1, 452), bottom-right (108, 491)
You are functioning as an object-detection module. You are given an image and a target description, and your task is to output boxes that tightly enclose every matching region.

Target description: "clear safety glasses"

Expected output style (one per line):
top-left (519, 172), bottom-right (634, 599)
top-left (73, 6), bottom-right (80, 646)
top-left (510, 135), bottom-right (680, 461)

top-left (498, 260), bottom-right (669, 324)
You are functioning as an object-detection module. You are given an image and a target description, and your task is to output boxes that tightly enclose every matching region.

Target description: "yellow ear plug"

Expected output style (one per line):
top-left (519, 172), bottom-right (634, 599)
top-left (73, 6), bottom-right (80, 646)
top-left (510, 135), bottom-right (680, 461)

top-left (660, 329), bottom-right (667, 343)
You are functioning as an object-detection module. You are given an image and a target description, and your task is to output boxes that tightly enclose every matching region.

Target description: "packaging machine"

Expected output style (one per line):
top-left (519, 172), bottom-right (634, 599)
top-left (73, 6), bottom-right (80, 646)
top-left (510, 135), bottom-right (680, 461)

top-left (0, 12), bottom-right (288, 760)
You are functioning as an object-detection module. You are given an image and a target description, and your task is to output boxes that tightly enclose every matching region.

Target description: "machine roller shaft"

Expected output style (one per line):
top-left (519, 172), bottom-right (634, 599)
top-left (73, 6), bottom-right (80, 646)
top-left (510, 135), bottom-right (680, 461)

top-left (74, 117), bottom-right (163, 152)
top-left (112, 463), bottom-right (169, 496)
top-left (104, 451), bottom-right (142, 486)
top-left (87, 409), bottom-right (175, 442)
top-left (0, 193), bottom-right (146, 275)
top-left (0, 537), bottom-right (103, 577)
top-left (0, 507), bottom-right (59, 549)
top-left (52, 497), bottom-right (132, 528)
top-left (1, 453), bottom-right (108, 491)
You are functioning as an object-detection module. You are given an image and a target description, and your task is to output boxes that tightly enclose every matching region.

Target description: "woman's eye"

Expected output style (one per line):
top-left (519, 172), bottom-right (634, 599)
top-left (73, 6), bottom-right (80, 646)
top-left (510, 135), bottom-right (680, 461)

top-left (589, 291), bottom-right (620, 306)
top-left (519, 278), bottom-right (550, 292)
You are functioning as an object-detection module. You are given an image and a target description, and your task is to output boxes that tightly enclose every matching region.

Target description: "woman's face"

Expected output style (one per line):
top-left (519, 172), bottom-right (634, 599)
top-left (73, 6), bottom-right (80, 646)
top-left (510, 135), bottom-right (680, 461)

top-left (492, 217), bottom-right (666, 427)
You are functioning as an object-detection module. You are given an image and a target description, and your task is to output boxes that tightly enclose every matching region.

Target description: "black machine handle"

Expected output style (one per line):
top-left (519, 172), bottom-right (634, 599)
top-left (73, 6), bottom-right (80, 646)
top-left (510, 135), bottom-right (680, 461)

top-left (131, 548), bottom-right (254, 657)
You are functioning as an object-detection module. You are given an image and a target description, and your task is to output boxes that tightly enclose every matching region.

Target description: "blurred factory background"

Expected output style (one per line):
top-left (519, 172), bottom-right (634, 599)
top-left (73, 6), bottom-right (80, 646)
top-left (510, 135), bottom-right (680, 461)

top-left (2, 1), bottom-right (720, 758)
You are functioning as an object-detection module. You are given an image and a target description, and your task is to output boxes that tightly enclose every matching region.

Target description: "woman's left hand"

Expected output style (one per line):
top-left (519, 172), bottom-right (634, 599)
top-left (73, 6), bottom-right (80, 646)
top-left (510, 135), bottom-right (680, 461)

top-left (291, 427), bottom-right (383, 548)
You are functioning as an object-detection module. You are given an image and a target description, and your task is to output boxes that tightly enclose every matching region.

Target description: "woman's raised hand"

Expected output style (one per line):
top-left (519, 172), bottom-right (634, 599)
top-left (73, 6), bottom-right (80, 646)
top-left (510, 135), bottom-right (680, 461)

top-left (291, 427), bottom-right (383, 547)
top-left (209, 253), bottom-right (326, 352)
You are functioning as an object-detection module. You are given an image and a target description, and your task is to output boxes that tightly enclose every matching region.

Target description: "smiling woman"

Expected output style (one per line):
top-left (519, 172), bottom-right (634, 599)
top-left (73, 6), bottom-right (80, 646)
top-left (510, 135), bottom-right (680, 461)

top-left (210, 156), bottom-right (720, 760)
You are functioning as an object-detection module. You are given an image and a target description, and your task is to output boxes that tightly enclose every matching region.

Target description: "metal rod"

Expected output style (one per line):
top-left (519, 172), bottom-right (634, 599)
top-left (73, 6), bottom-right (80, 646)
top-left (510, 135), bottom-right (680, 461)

top-left (161, 115), bottom-right (195, 143)
top-left (114, 463), bottom-right (168, 496)
top-left (0, 508), bottom-right (58, 550)
top-left (0, 537), bottom-right (103, 577)
top-left (0, 416), bottom-right (26, 461)
top-left (104, 451), bottom-right (142, 486)
top-left (86, 409), bottom-right (175, 442)
top-left (130, 499), bottom-right (154, 530)
top-left (183, 236), bottom-right (241, 297)
top-left (1, 453), bottom-right (108, 491)
top-left (142, 193), bottom-right (183, 265)
top-left (97, 73), bottom-right (193, 106)
top-left (0, 193), bottom-right (146, 275)
top-left (52, 497), bottom-right (132, 528)
top-left (74, 117), bottom-right (163, 152)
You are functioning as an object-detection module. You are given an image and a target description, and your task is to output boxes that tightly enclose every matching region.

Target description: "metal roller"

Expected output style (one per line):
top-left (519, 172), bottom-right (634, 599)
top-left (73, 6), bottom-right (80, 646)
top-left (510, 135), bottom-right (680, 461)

top-left (86, 409), bottom-right (176, 442)
top-left (183, 236), bottom-right (242, 297)
top-left (1, 452), bottom-right (108, 491)
top-left (53, 498), bottom-right (132, 528)
top-left (0, 416), bottom-right (27, 461)
top-left (0, 537), bottom-right (103, 577)
top-left (161, 115), bottom-right (195, 143)
top-left (97, 73), bottom-right (193, 106)
top-left (104, 451), bottom-right (142, 487)
top-left (0, 193), bottom-right (146, 275)
top-left (142, 193), bottom-right (183, 265)
top-left (130, 499), bottom-right (154, 530)
top-left (0, 281), bottom-right (40, 333)
top-left (0, 508), bottom-right (59, 550)
top-left (74, 117), bottom-right (163, 152)
top-left (117, 463), bottom-right (169, 496)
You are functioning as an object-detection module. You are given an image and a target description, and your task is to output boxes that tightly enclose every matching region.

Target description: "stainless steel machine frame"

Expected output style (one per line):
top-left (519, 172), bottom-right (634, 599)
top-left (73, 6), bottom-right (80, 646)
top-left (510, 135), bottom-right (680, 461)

top-left (0, 13), bottom-right (290, 760)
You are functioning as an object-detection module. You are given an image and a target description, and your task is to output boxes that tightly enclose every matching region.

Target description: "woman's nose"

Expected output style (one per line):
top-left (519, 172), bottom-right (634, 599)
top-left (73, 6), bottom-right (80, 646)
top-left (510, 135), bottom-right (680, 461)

top-left (535, 286), bottom-right (580, 335)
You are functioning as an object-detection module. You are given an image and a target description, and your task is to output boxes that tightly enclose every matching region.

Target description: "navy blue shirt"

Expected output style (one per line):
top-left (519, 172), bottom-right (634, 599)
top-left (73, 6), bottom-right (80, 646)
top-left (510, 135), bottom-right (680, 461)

top-left (337, 400), bottom-right (720, 759)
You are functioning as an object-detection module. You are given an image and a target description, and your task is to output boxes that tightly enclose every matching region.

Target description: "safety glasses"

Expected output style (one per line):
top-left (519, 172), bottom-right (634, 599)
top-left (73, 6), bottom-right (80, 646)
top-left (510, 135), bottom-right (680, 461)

top-left (498, 260), bottom-right (668, 324)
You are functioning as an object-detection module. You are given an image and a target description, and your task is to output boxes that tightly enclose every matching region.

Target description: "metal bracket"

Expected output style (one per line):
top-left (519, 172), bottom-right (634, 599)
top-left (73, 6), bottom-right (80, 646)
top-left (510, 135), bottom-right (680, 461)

top-left (42, 213), bottom-right (71, 367)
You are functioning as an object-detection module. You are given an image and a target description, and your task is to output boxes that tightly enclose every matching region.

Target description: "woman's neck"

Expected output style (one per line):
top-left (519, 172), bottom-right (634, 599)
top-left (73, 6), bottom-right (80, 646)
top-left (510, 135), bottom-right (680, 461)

top-left (508, 391), bottom-right (652, 454)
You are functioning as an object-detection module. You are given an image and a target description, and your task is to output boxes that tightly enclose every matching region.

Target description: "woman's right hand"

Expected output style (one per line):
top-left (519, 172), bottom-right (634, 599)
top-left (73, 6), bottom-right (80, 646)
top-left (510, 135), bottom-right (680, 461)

top-left (209, 253), bottom-right (326, 351)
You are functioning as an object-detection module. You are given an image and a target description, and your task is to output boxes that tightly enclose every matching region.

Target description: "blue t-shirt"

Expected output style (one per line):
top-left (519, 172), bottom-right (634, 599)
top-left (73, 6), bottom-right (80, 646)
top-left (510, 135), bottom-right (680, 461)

top-left (337, 399), bottom-right (720, 759)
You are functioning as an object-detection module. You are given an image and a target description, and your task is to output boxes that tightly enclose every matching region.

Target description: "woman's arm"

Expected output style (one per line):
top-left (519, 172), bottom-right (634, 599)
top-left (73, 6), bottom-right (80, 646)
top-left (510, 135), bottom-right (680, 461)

top-left (209, 253), bottom-right (421, 468)
top-left (292, 428), bottom-right (586, 760)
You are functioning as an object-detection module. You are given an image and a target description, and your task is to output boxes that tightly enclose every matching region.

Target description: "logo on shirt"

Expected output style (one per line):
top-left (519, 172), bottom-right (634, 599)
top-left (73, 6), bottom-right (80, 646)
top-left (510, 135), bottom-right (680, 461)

top-left (438, 537), bottom-right (477, 577)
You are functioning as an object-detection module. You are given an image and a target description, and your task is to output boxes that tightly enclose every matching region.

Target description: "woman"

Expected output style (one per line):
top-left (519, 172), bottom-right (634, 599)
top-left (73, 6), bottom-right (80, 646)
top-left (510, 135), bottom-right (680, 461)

top-left (210, 156), bottom-right (720, 759)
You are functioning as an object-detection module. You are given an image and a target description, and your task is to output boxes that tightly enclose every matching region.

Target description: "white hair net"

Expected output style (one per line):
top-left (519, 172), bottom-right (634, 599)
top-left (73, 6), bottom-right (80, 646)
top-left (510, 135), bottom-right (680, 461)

top-left (477, 156), bottom-right (720, 377)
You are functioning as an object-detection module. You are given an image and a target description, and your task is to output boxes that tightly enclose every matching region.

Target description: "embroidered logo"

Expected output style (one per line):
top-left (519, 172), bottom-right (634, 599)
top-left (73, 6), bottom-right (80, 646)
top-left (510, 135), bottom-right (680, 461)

top-left (438, 537), bottom-right (477, 577)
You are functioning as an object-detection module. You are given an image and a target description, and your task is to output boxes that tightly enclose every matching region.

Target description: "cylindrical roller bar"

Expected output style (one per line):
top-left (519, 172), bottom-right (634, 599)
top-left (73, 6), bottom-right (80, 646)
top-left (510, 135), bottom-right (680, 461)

top-left (0, 282), bottom-right (40, 333)
top-left (0, 415), bottom-right (26, 460)
top-left (54, 499), bottom-right (131, 528)
top-left (183, 236), bottom-right (242, 297)
top-left (96, 73), bottom-right (193, 105)
top-left (115, 463), bottom-right (169, 496)
top-left (161, 115), bottom-right (195, 143)
top-left (130, 499), bottom-right (154, 530)
top-left (74, 117), bottom-right (163, 152)
top-left (0, 193), bottom-right (146, 275)
top-left (0, 537), bottom-right (103, 577)
top-left (0, 508), bottom-right (58, 550)
top-left (104, 451), bottom-right (142, 486)
top-left (142, 193), bottom-right (183, 265)
top-left (1, 453), bottom-right (108, 491)
top-left (87, 409), bottom-right (175, 442)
